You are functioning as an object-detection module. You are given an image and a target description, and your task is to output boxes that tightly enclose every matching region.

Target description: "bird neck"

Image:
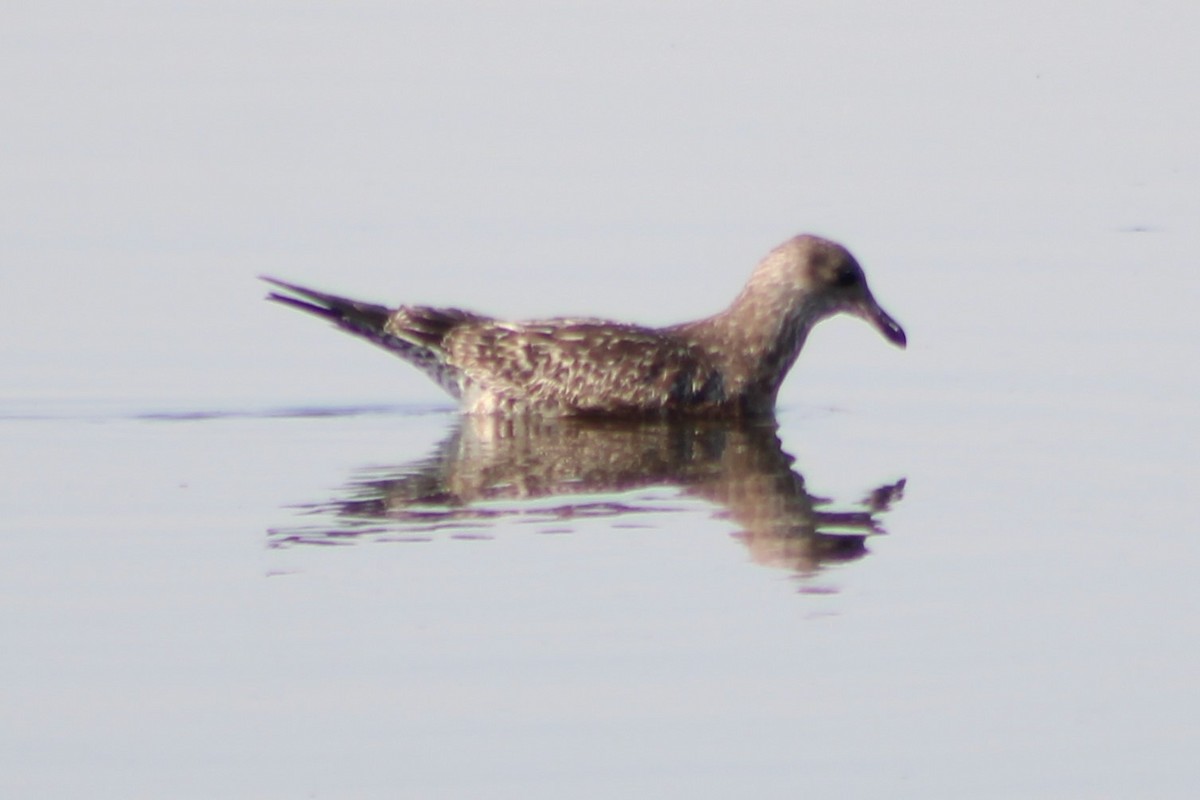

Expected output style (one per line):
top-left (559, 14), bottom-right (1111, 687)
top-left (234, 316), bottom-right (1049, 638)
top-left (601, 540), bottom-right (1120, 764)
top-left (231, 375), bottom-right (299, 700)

top-left (684, 284), bottom-right (822, 399)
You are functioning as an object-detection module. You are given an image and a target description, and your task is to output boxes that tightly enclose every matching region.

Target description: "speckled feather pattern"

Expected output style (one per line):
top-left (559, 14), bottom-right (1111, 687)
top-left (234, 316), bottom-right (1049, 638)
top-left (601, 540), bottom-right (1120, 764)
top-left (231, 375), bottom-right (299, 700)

top-left (263, 234), bottom-right (906, 417)
top-left (443, 320), bottom-right (725, 415)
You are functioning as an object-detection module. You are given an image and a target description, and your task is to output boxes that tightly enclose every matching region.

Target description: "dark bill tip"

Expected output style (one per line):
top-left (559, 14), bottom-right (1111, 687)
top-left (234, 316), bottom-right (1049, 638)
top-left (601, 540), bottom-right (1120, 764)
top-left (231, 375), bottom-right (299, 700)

top-left (865, 303), bottom-right (907, 349)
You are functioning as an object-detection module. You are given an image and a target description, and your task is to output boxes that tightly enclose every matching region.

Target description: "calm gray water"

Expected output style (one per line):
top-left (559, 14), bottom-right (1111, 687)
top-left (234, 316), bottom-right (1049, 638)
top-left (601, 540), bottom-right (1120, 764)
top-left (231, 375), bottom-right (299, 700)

top-left (3, 3), bottom-right (1199, 798)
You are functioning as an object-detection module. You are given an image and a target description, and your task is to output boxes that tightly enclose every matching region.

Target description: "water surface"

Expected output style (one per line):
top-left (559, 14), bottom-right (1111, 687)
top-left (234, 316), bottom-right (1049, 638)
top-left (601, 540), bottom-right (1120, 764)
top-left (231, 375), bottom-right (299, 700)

top-left (3, 2), bottom-right (1199, 798)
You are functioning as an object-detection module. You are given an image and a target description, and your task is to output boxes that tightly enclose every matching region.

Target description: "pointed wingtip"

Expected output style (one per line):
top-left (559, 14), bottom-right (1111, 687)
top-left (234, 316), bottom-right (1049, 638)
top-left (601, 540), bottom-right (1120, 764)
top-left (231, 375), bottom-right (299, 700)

top-left (259, 276), bottom-right (342, 307)
top-left (260, 275), bottom-right (303, 294)
top-left (261, 276), bottom-right (302, 306)
top-left (260, 276), bottom-right (293, 301)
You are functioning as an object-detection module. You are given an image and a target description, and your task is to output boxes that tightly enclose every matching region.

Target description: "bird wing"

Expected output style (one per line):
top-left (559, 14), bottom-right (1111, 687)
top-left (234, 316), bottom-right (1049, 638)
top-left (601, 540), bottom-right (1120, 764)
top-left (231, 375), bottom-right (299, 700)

top-left (445, 319), bottom-right (725, 413)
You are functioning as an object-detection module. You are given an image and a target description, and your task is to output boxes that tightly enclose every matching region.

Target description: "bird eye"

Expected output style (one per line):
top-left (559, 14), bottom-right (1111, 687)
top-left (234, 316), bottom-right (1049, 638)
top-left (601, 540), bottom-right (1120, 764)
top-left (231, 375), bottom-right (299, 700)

top-left (835, 267), bottom-right (859, 287)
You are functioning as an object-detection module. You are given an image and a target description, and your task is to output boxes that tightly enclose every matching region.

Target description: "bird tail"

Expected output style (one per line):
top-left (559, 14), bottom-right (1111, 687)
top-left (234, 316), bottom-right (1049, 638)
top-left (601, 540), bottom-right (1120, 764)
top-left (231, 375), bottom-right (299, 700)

top-left (261, 276), bottom-right (403, 348)
top-left (261, 277), bottom-right (489, 402)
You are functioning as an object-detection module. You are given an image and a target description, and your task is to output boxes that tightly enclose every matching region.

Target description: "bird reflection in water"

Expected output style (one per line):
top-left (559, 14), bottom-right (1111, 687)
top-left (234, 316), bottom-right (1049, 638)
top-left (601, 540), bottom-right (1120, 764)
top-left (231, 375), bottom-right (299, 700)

top-left (269, 416), bottom-right (905, 576)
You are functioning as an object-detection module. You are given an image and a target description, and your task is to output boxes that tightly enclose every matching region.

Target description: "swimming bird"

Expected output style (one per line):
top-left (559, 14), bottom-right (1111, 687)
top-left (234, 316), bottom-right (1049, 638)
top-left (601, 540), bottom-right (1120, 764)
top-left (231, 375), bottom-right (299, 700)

top-left (263, 234), bottom-right (906, 417)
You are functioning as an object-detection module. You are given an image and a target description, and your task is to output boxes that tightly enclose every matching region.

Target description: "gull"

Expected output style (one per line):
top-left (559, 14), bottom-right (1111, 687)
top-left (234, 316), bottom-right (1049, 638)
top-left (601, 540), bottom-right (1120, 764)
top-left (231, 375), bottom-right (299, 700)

top-left (263, 234), bottom-right (906, 417)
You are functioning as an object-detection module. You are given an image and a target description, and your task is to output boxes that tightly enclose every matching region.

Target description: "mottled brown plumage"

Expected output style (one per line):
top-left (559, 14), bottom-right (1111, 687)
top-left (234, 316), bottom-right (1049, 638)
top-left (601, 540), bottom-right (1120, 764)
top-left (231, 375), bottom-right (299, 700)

top-left (263, 234), bottom-right (906, 417)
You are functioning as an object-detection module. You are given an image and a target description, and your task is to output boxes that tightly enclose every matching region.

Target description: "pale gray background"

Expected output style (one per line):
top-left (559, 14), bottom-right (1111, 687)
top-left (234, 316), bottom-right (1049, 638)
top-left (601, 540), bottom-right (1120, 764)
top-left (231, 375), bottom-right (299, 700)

top-left (3, 2), bottom-right (1198, 798)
